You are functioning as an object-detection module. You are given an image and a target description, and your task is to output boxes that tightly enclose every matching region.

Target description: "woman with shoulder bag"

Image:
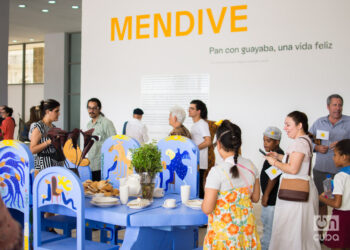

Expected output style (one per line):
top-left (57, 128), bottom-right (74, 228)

top-left (29, 99), bottom-right (64, 171)
top-left (265, 111), bottom-right (320, 250)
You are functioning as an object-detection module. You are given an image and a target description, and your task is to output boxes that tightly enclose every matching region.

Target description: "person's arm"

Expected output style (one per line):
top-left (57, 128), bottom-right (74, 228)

top-left (29, 127), bottom-right (51, 154)
top-left (251, 179), bottom-right (260, 203)
top-left (201, 188), bottom-right (218, 214)
top-left (261, 178), bottom-right (278, 207)
top-left (266, 151), bottom-right (305, 175)
top-left (319, 193), bottom-right (342, 208)
top-left (266, 151), bottom-right (284, 161)
top-left (198, 136), bottom-right (211, 150)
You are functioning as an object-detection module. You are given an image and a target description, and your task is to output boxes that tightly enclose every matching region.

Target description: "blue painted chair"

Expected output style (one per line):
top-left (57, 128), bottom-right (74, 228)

top-left (101, 135), bottom-right (140, 188)
top-left (92, 135), bottom-right (140, 244)
top-left (156, 135), bottom-right (200, 198)
top-left (0, 140), bottom-right (34, 249)
top-left (33, 166), bottom-right (119, 250)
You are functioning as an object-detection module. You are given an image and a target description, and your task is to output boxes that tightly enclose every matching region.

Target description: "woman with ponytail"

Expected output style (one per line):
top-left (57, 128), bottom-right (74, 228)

top-left (202, 120), bottom-right (261, 249)
top-left (29, 99), bottom-right (64, 171)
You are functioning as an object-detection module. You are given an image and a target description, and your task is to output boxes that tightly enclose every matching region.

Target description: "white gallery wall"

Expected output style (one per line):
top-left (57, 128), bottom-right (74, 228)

top-left (81, 0), bottom-right (350, 168)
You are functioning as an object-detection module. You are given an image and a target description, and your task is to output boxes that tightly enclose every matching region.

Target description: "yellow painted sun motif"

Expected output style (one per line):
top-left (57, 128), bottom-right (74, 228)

top-left (165, 149), bottom-right (175, 160)
top-left (0, 140), bottom-right (18, 149)
top-left (271, 168), bottom-right (277, 175)
top-left (321, 133), bottom-right (325, 138)
top-left (112, 135), bottom-right (130, 141)
top-left (58, 175), bottom-right (72, 191)
top-left (270, 131), bottom-right (275, 135)
top-left (165, 135), bottom-right (187, 142)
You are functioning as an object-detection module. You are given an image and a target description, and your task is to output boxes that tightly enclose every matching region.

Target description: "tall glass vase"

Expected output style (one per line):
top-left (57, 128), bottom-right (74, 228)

top-left (140, 172), bottom-right (155, 200)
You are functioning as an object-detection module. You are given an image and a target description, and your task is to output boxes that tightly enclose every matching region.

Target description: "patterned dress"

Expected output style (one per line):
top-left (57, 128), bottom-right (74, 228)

top-left (204, 165), bottom-right (261, 250)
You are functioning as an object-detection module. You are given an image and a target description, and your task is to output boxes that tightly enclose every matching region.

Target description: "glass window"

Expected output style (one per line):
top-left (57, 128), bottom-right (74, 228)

top-left (26, 43), bottom-right (45, 84)
top-left (8, 45), bottom-right (23, 84)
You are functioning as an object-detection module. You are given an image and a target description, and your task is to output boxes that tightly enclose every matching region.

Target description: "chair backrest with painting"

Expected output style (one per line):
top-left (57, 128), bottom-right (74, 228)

top-left (156, 136), bottom-right (199, 198)
top-left (0, 140), bottom-right (34, 250)
top-left (33, 167), bottom-right (84, 249)
top-left (101, 135), bottom-right (140, 188)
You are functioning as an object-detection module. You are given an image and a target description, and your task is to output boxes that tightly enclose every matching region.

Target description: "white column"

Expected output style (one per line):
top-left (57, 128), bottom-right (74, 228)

top-left (0, 0), bottom-right (9, 105)
top-left (44, 33), bottom-right (68, 129)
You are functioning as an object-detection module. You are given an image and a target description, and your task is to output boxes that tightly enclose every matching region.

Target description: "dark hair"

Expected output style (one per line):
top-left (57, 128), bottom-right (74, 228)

top-left (3, 106), bottom-right (13, 117)
top-left (327, 94), bottom-right (343, 106)
top-left (133, 108), bottom-right (144, 115)
top-left (26, 106), bottom-right (41, 125)
top-left (190, 100), bottom-right (208, 119)
top-left (87, 98), bottom-right (102, 109)
top-left (40, 99), bottom-right (60, 119)
top-left (335, 139), bottom-right (350, 157)
top-left (216, 120), bottom-right (242, 178)
top-left (287, 111), bottom-right (310, 135)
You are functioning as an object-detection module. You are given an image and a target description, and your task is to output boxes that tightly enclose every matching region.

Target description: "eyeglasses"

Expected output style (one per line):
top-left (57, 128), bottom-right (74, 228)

top-left (87, 106), bottom-right (99, 111)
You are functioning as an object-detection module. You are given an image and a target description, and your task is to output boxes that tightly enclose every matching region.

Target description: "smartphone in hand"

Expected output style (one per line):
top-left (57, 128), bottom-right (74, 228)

top-left (259, 148), bottom-right (266, 156)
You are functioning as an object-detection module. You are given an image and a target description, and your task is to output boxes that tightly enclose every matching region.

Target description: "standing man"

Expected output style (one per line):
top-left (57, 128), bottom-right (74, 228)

top-left (189, 100), bottom-right (211, 198)
top-left (86, 98), bottom-right (116, 181)
top-left (123, 108), bottom-right (149, 145)
top-left (310, 94), bottom-right (350, 223)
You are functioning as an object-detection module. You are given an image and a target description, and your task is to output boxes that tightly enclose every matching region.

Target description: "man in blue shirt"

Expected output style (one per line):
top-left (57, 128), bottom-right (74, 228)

top-left (310, 94), bottom-right (350, 234)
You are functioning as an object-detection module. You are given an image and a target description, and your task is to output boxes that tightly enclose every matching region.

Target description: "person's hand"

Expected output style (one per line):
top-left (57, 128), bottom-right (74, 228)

top-left (262, 194), bottom-right (268, 207)
top-left (319, 192), bottom-right (326, 199)
top-left (265, 156), bottom-right (277, 166)
top-left (315, 145), bottom-right (328, 154)
top-left (45, 139), bottom-right (52, 147)
top-left (329, 141), bottom-right (338, 150)
top-left (266, 151), bottom-right (278, 158)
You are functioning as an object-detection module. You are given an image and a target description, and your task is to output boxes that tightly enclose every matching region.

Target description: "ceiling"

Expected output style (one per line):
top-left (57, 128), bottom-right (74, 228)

top-left (9, 0), bottom-right (82, 44)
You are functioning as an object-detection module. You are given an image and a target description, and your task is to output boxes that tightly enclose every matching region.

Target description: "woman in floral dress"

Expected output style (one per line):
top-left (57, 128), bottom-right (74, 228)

top-left (202, 120), bottom-right (261, 249)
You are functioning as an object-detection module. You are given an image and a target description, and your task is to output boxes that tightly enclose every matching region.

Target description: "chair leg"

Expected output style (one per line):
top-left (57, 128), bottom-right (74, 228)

top-left (193, 228), bottom-right (199, 248)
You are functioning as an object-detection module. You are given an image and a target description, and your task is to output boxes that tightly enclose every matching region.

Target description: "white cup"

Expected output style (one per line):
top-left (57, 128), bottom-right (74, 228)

top-left (181, 185), bottom-right (190, 204)
top-left (119, 177), bottom-right (127, 187)
top-left (163, 198), bottom-right (176, 208)
top-left (119, 185), bottom-right (129, 205)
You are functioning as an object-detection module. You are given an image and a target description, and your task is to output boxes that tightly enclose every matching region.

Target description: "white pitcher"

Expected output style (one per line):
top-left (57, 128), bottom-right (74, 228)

top-left (126, 174), bottom-right (141, 196)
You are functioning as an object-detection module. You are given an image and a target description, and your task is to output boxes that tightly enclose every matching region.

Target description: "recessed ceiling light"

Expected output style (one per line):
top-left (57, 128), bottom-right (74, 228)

top-left (41, 9), bottom-right (49, 13)
top-left (12, 40), bottom-right (17, 43)
top-left (29, 38), bottom-right (35, 42)
top-left (18, 4), bottom-right (26, 8)
top-left (72, 5), bottom-right (79, 9)
top-left (48, 0), bottom-right (56, 4)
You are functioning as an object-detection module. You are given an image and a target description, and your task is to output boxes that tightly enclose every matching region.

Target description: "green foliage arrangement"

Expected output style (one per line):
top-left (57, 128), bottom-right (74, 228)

top-left (131, 141), bottom-right (162, 178)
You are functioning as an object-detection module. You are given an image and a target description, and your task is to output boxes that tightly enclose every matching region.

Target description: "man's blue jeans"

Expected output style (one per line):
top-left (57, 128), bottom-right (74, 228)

top-left (261, 205), bottom-right (275, 250)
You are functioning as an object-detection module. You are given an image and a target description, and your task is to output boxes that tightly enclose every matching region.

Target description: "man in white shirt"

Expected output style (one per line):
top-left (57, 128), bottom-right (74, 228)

top-left (189, 100), bottom-right (211, 198)
top-left (123, 108), bottom-right (149, 145)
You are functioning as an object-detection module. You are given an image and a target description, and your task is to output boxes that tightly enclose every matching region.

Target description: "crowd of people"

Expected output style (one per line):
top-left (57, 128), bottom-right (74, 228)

top-left (1, 93), bottom-right (350, 250)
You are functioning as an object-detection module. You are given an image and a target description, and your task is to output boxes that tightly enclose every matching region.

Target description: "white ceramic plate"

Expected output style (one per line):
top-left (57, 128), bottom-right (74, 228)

top-left (153, 193), bottom-right (164, 198)
top-left (185, 199), bottom-right (203, 210)
top-left (162, 204), bottom-right (176, 209)
top-left (92, 196), bottom-right (119, 204)
top-left (127, 198), bottom-right (151, 209)
top-left (90, 200), bottom-right (119, 208)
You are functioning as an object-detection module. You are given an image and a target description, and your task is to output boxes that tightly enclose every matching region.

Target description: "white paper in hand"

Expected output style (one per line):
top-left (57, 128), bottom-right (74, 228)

top-left (265, 166), bottom-right (282, 180)
top-left (316, 130), bottom-right (329, 140)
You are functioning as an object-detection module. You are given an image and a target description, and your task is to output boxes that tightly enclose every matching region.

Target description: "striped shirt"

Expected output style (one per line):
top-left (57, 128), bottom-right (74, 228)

top-left (30, 121), bottom-right (64, 170)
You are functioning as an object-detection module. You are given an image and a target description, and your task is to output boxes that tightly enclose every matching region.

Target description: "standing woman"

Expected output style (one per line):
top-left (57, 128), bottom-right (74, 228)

top-left (202, 120), bottom-right (261, 249)
top-left (266, 111), bottom-right (320, 250)
top-left (29, 99), bottom-right (64, 171)
top-left (0, 106), bottom-right (15, 140)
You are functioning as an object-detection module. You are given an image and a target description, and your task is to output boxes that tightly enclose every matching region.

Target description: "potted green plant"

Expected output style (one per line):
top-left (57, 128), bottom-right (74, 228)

top-left (131, 141), bottom-right (163, 200)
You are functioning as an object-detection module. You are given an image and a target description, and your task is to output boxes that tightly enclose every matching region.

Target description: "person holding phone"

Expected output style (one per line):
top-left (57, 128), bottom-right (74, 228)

top-left (259, 126), bottom-right (284, 250)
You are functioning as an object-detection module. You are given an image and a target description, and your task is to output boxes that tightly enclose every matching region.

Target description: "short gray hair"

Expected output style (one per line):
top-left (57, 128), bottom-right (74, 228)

top-left (327, 94), bottom-right (343, 105)
top-left (169, 106), bottom-right (186, 124)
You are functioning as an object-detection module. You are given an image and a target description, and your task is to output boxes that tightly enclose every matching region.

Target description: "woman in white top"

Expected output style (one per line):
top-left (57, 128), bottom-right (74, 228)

top-left (266, 111), bottom-right (320, 250)
top-left (202, 120), bottom-right (261, 249)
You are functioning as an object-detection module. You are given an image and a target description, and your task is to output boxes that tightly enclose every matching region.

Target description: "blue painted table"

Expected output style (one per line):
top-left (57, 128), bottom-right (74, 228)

top-left (43, 194), bottom-right (207, 249)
